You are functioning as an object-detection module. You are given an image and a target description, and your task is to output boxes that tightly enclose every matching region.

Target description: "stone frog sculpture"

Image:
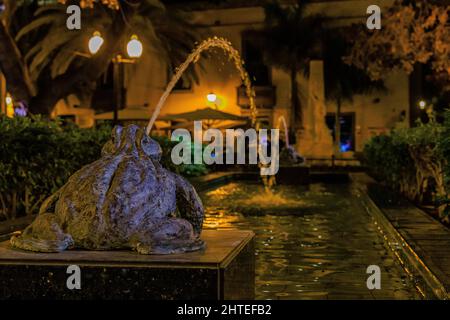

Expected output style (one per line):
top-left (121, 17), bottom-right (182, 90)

top-left (10, 125), bottom-right (205, 254)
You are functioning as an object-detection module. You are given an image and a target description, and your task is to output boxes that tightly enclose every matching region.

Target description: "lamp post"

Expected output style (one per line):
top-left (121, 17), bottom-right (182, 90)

top-left (5, 93), bottom-right (14, 118)
top-left (418, 99), bottom-right (435, 123)
top-left (88, 32), bottom-right (143, 125)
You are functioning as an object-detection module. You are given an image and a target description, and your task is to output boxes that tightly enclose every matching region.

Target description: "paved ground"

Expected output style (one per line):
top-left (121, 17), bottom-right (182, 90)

top-left (202, 181), bottom-right (422, 300)
top-left (366, 180), bottom-right (450, 299)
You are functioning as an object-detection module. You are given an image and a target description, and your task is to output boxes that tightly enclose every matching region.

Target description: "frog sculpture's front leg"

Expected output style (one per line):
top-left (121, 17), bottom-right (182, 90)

top-left (173, 173), bottom-right (204, 236)
top-left (133, 173), bottom-right (205, 255)
top-left (10, 188), bottom-right (74, 252)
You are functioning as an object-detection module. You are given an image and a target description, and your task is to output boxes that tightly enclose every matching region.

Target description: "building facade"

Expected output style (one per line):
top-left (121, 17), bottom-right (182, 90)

top-left (124, 0), bottom-right (409, 155)
top-left (1, 0), bottom-right (411, 157)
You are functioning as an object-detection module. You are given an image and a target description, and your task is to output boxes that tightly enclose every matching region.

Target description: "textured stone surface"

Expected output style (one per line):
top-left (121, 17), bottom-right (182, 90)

top-left (10, 125), bottom-right (205, 254)
top-left (0, 230), bottom-right (255, 300)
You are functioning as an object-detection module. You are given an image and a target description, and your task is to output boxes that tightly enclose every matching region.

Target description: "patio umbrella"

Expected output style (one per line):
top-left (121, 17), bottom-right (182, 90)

top-left (167, 119), bottom-right (248, 130)
top-left (158, 107), bottom-right (246, 122)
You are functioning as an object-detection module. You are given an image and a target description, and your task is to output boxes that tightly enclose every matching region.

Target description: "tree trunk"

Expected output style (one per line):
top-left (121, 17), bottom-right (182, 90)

top-left (0, 20), bottom-right (35, 102)
top-left (334, 97), bottom-right (342, 155)
top-left (290, 68), bottom-right (301, 136)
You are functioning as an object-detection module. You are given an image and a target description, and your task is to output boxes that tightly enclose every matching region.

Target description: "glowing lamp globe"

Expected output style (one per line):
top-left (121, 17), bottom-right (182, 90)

top-left (5, 94), bottom-right (13, 106)
top-left (419, 100), bottom-right (426, 110)
top-left (127, 35), bottom-right (143, 58)
top-left (88, 32), bottom-right (104, 55)
top-left (207, 93), bottom-right (217, 103)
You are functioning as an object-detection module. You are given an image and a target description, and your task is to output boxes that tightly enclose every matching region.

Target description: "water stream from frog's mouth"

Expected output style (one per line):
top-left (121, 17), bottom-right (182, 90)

top-left (146, 36), bottom-right (258, 135)
top-left (145, 36), bottom-right (280, 192)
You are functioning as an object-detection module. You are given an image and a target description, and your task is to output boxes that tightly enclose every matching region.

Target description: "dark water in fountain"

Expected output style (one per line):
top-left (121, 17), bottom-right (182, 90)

top-left (200, 181), bottom-right (421, 300)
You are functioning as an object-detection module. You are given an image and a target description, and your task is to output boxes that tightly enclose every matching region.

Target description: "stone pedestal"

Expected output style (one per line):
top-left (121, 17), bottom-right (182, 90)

top-left (297, 60), bottom-right (333, 159)
top-left (0, 230), bottom-right (254, 300)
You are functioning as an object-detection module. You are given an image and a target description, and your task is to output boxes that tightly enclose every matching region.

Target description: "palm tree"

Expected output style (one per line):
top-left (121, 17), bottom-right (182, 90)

top-left (262, 0), bottom-right (324, 136)
top-left (0, 0), bottom-right (36, 102)
top-left (322, 29), bottom-right (385, 154)
top-left (1, 0), bottom-right (202, 114)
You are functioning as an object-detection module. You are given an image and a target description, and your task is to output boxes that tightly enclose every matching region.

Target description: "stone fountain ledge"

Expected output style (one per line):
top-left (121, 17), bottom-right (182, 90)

top-left (350, 173), bottom-right (450, 300)
top-left (0, 230), bottom-right (254, 300)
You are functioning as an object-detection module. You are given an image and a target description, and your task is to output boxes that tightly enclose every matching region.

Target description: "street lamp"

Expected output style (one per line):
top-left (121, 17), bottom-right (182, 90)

top-left (5, 93), bottom-right (14, 118)
top-left (207, 93), bottom-right (217, 103)
top-left (418, 99), bottom-right (435, 122)
top-left (88, 31), bottom-right (104, 55)
top-left (87, 32), bottom-right (143, 125)
top-left (127, 35), bottom-right (143, 59)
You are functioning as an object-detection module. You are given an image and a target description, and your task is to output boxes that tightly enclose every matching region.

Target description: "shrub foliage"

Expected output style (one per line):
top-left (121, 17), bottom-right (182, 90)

top-left (363, 112), bottom-right (450, 221)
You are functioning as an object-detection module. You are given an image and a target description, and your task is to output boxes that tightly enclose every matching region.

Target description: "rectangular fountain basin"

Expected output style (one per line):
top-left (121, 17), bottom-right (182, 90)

top-left (0, 230), bottom-right (254, 300)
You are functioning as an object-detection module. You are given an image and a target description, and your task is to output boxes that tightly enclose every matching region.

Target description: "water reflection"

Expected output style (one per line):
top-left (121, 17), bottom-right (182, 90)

top-left (201, 181), bottom-right (420, 300)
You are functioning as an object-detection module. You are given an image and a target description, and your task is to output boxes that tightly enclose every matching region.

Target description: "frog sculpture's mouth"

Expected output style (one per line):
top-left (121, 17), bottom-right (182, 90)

top-left (10, 125), bottom-right (206, 255)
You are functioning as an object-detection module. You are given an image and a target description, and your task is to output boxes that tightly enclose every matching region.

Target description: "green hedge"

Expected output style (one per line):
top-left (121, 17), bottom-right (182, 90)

top-left (0, 116), bottom-right (111, 220)
top-left (363, 112), bottom-right (450, 221)
top-left (0, 116), bottom-right (207, 221)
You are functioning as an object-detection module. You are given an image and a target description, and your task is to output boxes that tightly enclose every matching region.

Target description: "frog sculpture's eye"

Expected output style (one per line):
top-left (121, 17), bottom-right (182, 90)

top-left (101, 125), bottom-right (124, 156)
top-left (112, 126), bottom-right (123, 148)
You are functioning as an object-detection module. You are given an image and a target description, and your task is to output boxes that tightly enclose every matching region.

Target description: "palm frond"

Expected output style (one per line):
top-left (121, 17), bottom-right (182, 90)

top-left (15, 13), bottom-right (65, 41)
top-left (11, 0), bottom-right (202, 107)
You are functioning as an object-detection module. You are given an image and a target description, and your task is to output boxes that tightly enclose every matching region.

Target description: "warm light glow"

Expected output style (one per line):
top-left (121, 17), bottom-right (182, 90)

top-left (419, 100), bottom-right (426, 110)
top-left (127, 35), bottom-right (143, 58)
top-left (5, 93), bottom-right (14, 118)
top-left (88, 31), bottom-right (104, 55)
top-left (207, 93), bottom-right (217, 103)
